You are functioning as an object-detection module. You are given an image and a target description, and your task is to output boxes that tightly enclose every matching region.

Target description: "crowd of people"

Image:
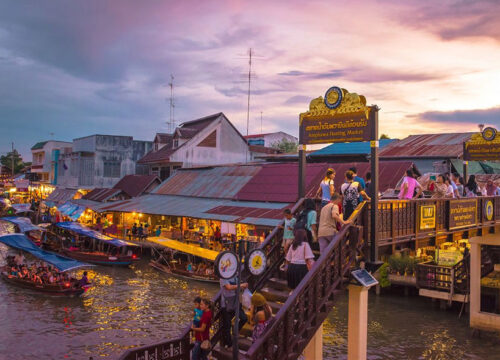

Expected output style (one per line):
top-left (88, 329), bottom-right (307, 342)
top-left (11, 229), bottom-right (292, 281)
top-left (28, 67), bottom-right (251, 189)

top-left (4, 253), bottom-right (89, 288)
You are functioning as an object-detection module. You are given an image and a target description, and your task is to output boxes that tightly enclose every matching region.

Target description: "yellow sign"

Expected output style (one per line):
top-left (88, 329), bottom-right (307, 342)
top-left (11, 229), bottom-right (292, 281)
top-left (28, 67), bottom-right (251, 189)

top-left (419, 205), bottom-right (436, 231)
top-left (485, 200), bottom-right (494, 222)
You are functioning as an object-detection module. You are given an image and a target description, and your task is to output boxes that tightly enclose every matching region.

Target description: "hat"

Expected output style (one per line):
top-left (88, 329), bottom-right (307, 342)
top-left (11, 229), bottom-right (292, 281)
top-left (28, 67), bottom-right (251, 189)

top-left (251, 292), bottom-right (266, 307)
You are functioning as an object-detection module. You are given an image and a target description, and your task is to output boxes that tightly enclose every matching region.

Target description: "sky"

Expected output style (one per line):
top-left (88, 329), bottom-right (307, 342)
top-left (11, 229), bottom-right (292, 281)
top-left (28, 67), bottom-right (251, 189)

top-left (0, 0), bottom-right (499, 159)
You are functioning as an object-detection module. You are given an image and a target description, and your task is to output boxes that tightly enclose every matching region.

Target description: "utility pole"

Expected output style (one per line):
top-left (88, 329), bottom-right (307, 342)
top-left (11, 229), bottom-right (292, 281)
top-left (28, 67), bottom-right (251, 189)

top-left (260, 111), bottom-right (263, 134)
top-left (246, 48), bottom-right (252, 136)
top-left (11, 142), bottom-right (14, 177)
top-left (168, 74), bottom-right (175, 134)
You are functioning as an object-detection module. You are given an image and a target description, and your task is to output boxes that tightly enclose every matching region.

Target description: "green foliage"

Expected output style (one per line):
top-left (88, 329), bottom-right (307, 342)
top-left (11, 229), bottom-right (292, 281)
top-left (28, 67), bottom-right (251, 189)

top-left (379, 134), bottom-right (390, 140)
top-left (0, 150), bottom-right (25, 174)
top-left (388, 255), bottom-right (419, 275)
top-left (378, 263), bottom-right (391, 288)
top-left (271, 139), bottom-right (298, 153)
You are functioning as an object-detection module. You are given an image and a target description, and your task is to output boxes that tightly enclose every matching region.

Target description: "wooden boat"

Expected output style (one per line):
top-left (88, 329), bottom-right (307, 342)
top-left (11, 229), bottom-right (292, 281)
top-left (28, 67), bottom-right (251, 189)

top-left (0, 216), bottom-right (46, 246)
top-left (149, 238), bottom-right (219, 283)
top-left (0, 271), bottom-right (86, 297)
top-left (0, 233), bottom-right (93, 297)
top-left (51, 222), bottom-right (140, 266)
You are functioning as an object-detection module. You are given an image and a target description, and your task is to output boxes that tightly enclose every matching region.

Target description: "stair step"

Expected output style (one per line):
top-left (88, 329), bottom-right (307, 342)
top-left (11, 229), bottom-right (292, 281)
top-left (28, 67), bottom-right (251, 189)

top-left (260, 287), bottom-right (290, 303)
top-left (267, 277), bottom-right (289, 291)
top-left (212, 345), bottom-right (249, 360)
top-left (267, 300), bottom-right (283, 314)
top-left (240, 323), bottom-right (254, 338)
top-left (238, 337), bottom-right (253, 351)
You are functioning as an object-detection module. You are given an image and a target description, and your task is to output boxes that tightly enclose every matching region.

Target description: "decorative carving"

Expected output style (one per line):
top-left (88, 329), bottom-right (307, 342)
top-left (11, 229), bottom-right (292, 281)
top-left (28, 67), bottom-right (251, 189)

top-left (300, 88), bottom-right (370, 124)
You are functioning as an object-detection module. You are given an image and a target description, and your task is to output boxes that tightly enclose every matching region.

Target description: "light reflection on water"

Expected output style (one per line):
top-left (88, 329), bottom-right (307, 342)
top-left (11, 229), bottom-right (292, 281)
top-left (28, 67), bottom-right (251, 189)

top-left (1, 260), bottom-right (500, 359)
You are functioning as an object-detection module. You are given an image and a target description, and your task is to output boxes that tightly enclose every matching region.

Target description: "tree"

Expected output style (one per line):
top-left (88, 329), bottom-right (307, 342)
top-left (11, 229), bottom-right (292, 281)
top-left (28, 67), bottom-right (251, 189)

top-left (1, 150), bottom-right (25, 174)
top-left (379, 134), bottom-right (390, 140)
top-left (271, 139), bottom-right (298, 153)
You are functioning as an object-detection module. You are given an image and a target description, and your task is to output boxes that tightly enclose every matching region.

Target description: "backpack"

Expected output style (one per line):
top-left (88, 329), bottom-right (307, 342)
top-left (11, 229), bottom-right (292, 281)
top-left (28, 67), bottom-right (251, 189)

top-left (294, 209), bottom-right (310, 231)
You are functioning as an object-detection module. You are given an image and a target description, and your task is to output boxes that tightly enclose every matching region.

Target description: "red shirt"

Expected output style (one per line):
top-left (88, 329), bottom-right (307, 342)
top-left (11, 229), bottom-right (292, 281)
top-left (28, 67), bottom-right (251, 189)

top-left (195, 310), bottom-right (212, 342)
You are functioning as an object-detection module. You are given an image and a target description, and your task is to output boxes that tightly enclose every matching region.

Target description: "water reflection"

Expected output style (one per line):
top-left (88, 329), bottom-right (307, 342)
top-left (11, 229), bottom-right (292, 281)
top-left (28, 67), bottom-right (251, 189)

top-left (1, 260), bottom-right (499, 359)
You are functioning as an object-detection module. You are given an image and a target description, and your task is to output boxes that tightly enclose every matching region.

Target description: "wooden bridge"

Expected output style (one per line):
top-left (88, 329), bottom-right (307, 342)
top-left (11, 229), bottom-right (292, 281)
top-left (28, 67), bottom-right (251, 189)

top-left (117, 196), bottom-right (500, 360)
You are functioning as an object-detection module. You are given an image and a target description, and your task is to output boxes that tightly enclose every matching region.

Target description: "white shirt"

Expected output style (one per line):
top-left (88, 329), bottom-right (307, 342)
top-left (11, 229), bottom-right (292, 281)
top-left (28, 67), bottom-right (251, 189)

top-left (446, 185), bottom-right (455, 198)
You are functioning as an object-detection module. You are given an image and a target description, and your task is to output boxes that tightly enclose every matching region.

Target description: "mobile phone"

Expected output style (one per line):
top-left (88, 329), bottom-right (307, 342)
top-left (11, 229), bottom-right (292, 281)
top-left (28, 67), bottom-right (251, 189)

top-left (430, 175), bottom-right (436, 181)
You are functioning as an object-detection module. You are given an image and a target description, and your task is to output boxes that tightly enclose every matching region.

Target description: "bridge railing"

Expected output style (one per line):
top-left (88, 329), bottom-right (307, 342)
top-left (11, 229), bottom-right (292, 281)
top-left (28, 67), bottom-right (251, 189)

top-left (245, 202), bottom-right (365, 360)
top-left (364, 196), bottom-right (500, 249)
top-left (116, 198), bottom-right (306, 360)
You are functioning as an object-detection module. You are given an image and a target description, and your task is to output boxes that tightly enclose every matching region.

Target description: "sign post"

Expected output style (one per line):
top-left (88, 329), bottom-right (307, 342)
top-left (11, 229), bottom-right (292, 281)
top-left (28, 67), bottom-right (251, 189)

top-left (299, 86), bottom-right (379, 263)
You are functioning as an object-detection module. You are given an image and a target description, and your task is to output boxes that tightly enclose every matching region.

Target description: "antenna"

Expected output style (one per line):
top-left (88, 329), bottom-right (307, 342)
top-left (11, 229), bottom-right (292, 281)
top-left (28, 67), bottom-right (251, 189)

top-left (260, 111), bottom-right (263, 134)
top-left (168, 74), bottom-right (175, 134)
top-left (246, 48), bottom-right (252, 136)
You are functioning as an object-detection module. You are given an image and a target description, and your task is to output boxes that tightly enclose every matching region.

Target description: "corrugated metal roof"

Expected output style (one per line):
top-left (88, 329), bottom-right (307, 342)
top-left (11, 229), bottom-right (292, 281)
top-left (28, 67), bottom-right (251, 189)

top-left (379, 133), bottom-right (474, 158)
top-left (155, 165), bottom-right (261, 199)
top-left (45, 188), bottom-right (78, 205)
top-left (83, 188), bottom-right (122, 202)
top-left (93, 194), bottom-right (287, 227)
top-left (311, 139), bottom-right (396, 156)
top-left (71, 198), bottom-right (110, 212)
top-left (113, 174), bottom-right (160, 197)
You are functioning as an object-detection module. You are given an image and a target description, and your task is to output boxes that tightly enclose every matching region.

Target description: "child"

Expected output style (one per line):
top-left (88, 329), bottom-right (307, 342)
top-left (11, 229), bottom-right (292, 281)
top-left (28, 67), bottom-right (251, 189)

top-left (193, 296), bottom-right (203, 328)
top-left (279, 209), bottom-right (296, 271)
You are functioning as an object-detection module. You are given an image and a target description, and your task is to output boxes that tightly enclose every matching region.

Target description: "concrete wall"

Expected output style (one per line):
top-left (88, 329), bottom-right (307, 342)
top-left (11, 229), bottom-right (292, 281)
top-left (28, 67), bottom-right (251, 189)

top-left (31, 141), bottom-right (72, 183)
top-left (170, 115), bottom-right (248, 167)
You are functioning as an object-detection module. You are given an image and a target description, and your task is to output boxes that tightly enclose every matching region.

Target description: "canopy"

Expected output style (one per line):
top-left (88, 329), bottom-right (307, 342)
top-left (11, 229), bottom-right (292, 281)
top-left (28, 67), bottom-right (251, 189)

top-left (1, 217), bottom-right (43, 233)
top-left (148, 238), bottom-right (219, 261)
top-left (0, 234), bottom-right (92, 272)
top-left (55, 222), bottom-right (138, 247)
top-left (11, 204), bottom-right (32, 214)
top-left (57, 202), bottom-right (85, 221)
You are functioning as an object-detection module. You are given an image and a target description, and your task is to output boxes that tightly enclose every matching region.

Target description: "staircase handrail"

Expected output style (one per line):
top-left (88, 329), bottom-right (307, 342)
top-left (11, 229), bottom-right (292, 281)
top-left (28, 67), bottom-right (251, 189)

top-left (246, 201), bottom-right (366, 360)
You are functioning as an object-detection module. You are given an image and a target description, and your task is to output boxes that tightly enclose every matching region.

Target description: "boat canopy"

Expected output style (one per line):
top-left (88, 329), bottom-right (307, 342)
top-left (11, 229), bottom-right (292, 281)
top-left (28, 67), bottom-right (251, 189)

top-left (148, 238), bottom-right (219, 261)
top-left (11, 204), bottom-right (32, 214)
top-left (55, 222), bottom-right (138, 247)
top-left (0, 234), bottom-right (93, 272)
top-left (1, 217), bottom-right (43, 233)
top-left (57, 202), bottom-right (85, 221)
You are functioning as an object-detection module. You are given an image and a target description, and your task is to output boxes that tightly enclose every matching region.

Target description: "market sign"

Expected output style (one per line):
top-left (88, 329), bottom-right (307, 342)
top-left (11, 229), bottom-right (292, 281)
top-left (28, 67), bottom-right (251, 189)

top-left (299, 87), bottom-right (374, 145)
top-left (464, 127), bottom-right (500, 161)
top-left (449, 199), bottom-right (478, 230)
top-left (418, 204), bottom-right (436, 231)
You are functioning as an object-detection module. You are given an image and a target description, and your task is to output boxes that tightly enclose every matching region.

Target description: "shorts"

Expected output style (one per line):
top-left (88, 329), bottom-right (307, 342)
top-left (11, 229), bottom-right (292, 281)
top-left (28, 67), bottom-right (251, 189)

top-left (282, 238), bottom-right (293, 248)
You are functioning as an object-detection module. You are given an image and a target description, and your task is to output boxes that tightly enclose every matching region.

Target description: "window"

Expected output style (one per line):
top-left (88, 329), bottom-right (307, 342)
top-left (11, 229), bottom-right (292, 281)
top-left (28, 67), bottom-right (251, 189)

top-left (103, 160), bottom-right (121, 178)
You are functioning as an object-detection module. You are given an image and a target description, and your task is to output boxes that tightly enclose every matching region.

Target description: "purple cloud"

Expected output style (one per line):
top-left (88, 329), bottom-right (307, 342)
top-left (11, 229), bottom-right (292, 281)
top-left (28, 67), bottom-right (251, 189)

top-left (410, 106), bottom-right (500, 127)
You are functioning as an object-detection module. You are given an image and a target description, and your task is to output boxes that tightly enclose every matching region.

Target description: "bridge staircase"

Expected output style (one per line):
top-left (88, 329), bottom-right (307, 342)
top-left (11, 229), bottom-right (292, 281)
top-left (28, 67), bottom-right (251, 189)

top-left (118, 199), bottom-right (366, 360)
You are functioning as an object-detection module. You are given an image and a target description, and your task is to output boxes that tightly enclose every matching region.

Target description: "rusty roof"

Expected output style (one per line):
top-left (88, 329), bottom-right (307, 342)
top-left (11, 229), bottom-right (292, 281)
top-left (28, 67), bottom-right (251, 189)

top-left (155, 165), bottom-right (261, 199)
top-left (379, 133), bottom-right (474, 158)
top-left (113, 174), bottom-right (160, 197)
top-left (176, 113), bottom-right (222, 139)
top-left (137, 145), bottom-right (176, 164)
top-left (82, 188), bottom-right (123, 202)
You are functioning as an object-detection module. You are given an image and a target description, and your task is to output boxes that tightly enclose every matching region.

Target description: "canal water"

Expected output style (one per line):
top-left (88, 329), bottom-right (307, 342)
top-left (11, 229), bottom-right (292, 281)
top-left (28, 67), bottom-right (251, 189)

top-left (1, 259), bottom-right (499, 360)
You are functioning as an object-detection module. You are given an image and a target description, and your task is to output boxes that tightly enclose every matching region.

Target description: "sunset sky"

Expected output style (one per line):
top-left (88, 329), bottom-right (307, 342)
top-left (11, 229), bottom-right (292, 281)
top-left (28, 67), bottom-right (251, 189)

top-left (1, 0), bottom-right (499, 158)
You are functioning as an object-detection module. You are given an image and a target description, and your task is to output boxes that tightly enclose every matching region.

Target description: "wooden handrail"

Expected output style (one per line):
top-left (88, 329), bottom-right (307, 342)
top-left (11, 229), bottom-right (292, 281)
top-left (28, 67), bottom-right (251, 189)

top-left (246, 201), bottom-right (366, 359)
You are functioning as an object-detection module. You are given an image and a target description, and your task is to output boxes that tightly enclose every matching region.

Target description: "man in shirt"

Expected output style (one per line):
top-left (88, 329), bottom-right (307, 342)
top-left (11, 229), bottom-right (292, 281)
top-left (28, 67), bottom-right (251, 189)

top-left (451, 173), bottom-right (461, 198)
top-left (350, 167), bottom-right (366, 201)
top-left (318, 193), bottom-right (350, 253)
top-left (219, 275), bottom-right (248, 348)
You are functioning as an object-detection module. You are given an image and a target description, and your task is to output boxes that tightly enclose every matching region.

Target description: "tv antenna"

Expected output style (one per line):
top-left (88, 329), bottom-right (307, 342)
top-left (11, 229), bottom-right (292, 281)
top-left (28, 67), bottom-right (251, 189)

top-left (168, 74), bottom-right (175, 134)
top-left (246, 48), bottom-right (253, 136)
top-left (260, 111), bottom-right (263, 134)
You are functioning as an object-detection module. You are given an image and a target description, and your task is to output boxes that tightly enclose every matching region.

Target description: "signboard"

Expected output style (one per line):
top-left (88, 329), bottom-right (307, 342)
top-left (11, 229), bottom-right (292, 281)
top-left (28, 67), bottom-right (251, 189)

top-left (299, 87), bottom-right (374, 145)
top-left (449, 199), bottom-right (478, 230)
top-left (484, 200), bottom-right (494, 222)
top-left (419, 204), bottom-right (436, 231)
top-left (351, 269), bottom-right (378, 287)
top-left (435, 249), bottom-right (463, 267)
top-left (464, 127), bottom-right (500, 161)
top-left (14, 179), bottom-right (29, 192)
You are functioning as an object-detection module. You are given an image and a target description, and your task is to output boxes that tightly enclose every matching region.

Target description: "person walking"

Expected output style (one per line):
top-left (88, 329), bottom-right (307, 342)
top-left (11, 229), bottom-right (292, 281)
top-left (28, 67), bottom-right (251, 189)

top-left (219, 275), bottom-right (248, 348)
top-left (317, 193), bottom-right (350, 253)
top-left (349, 167), bottom-right (366, 201)
top-left (249, 293), bottom-right (273, 344)
top-left (279, 209), bottom-right (296, 270)
top-left (398, 169), bottom-right (423, 200)
top-left (285, 229), bottom-right (315, 291)
top-left (294, 198), bottom-right (317, 246)
top-left (191, 298), bottom-right (212, 360)
top-left (316, 168), bottom-right (335, 208)
top-left (341, 170), bottom-right (370, 220)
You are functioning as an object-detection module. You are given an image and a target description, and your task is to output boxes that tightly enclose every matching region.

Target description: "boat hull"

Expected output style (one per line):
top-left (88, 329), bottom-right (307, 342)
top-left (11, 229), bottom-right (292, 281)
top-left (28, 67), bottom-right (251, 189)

top-left (1, 273), bottom-right (85, 297)
top-left (61, 249), bottom-right (138, 266)
top-left (150, 260), bottom-right (219, 284)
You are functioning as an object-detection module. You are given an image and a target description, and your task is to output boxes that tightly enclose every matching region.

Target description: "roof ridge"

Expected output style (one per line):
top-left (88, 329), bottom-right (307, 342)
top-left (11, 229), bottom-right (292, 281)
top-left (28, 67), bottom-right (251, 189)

top-left (178, 112), bottom-right (223, 127)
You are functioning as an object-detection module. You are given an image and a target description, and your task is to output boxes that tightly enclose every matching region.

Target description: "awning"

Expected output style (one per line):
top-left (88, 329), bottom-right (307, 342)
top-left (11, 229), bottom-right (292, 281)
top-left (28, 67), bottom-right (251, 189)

top-left (0, 234), bottom-right (92, 272)
top-left (148, 238), bottom-right (219, 261)
top-left (55, 222), bottom-right (138, 247)
top-left (1, 217), bottom-right (43, 233)
top-left (57, 202), bottom-right (85, 220)
top-left (11, 204), bottom-right (32, 214)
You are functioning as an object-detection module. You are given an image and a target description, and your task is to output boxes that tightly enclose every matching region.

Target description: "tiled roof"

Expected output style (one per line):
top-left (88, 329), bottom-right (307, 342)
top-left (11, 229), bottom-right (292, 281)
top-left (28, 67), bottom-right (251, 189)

top-left (137, 146), bottom-right (176, 164)
top-left (379, 133), bottom-right (474, 158)
top-left (176, 113), bottom-right (222, 139)
top-left (113, 174), bottom-right (160, 197)
top-left (31, 141), bottom-right (48, 150)
top-left (155, 133), bottom-right (173, 144)
top-left (82, 188), bottom-right (123, 202)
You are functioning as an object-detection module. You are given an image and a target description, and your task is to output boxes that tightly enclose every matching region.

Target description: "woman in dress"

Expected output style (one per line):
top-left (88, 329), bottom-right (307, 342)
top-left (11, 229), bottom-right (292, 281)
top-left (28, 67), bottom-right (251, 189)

top-left (250, 292), bottom-right (273, 343)
top-left (285, 229), bottom-right (315, 291)
top-left (191, 298), bottom-right (212, 360)
top-left (431, 175), bottom-right (450, 198)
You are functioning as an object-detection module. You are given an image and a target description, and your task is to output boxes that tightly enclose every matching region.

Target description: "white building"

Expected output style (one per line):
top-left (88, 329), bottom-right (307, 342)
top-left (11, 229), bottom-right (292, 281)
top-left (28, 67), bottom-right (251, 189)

top-left (138, 113), bottom-right (250, 180)
top-left (30, 140), bottom-right (73, 184)
top-left (244, 131), bottom-right (298, 148)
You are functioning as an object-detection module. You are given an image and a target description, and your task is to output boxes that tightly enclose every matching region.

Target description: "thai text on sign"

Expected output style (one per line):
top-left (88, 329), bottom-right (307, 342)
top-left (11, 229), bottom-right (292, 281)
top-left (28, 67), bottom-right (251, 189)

top-left (449, 199), bottom-right (477, 230)
top-left (299, 113), bottom-right (372, 144)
